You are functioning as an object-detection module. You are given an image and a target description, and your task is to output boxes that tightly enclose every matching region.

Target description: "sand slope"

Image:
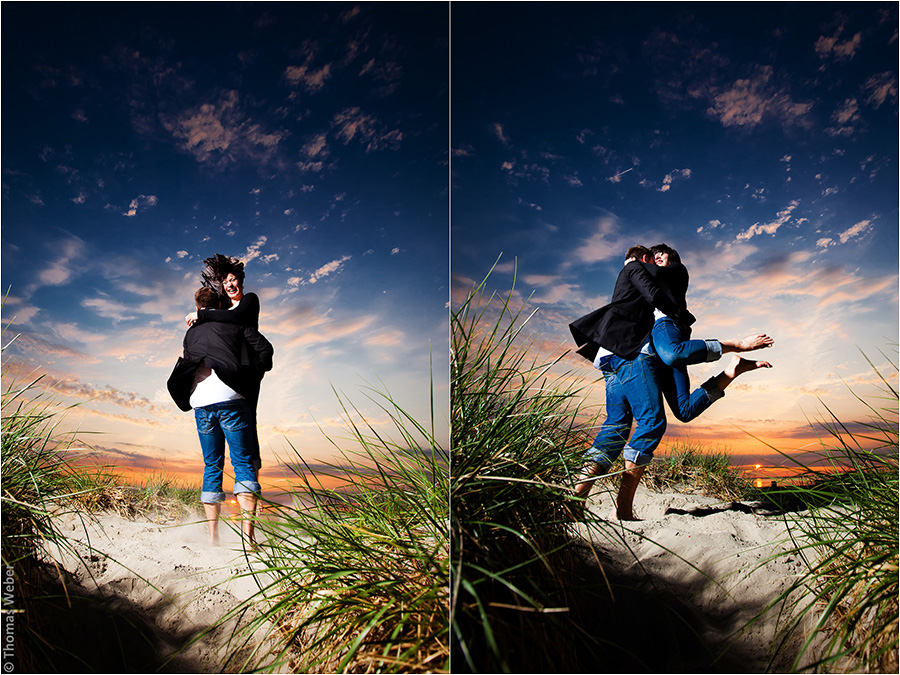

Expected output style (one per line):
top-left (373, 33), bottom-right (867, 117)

top-left (38, 489), bottom-right (822, 673)
top-left (572, 487), bottom-right (817, 672)
top-left (43, 509), bottom-right (278, 673)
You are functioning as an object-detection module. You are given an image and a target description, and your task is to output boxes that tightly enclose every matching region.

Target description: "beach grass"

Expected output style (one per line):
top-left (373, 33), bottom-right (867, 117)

top-left (223, 382), bottom-right (449, 673)
top-left (757, 350), bottom-right (899, 673)
top-left (1, 314), bottom-right (203, 670)
top-left (450, 271), bottom-right (637, 673)
top-left (643, 440), bottom-right (757, 501)
top-left (66, 467), bottom-right (201, 522)
top-left (1, 327), bottom-right (99, 670)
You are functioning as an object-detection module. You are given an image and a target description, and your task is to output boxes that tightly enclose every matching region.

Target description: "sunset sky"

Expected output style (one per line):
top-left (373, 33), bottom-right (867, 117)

top-left (2, 4), bottom-right (449, 489)
top-left (451, 4), bottom-right (898, 471)
top-left (2, 3), bottom-right (897, 487)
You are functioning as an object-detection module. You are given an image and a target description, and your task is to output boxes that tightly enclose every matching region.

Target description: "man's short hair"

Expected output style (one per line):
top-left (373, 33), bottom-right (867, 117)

top-left (195, 287), bottom-right (219, 309)
top-left (650, 243), bottom-right (681, 264)
top-left (626, 245), bottom-right (651, 261)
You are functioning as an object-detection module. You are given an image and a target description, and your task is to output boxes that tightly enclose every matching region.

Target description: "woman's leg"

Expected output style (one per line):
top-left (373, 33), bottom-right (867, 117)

top-left (653, 318), bottom-right (774, 368)
top-left (652, 318), bottom-right (717, 368)
top-left (658, 363), bottom-right (716, 423)
top-left (711, 355), bottom-right (773, 391)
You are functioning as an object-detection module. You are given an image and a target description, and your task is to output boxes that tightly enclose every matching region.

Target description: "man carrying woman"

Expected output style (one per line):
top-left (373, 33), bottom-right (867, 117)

top-left (569, 244), bottom-right (773, 520)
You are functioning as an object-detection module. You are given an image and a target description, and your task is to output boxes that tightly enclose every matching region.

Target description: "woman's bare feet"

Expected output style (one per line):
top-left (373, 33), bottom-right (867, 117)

top-left (721, 334), bottom-right (774, 353)
top-left (725, 354), bottom-right (772, 378)
top-left (713, 355), bottom-right (772, 392)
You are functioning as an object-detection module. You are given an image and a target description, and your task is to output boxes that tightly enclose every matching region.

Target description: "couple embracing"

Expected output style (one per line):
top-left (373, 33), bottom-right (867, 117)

top-left (569, 244), bottom-right (773, 520)
top-left (167, 254), bottom-right (271, 546)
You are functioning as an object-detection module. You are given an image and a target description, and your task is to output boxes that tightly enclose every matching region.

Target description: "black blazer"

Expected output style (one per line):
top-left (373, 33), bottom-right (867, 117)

top-left (569, 261), bottom-right (695, 361)
top-left (167, 321), bottom-right (274, 412)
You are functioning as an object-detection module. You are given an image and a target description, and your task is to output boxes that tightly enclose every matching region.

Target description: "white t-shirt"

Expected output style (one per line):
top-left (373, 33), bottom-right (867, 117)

top-left (189, 362), bottom-right (243, 408)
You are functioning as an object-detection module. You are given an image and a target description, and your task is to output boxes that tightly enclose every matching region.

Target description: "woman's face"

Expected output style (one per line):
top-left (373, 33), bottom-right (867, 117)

top-left (654, 251), bottom-right (670, 267)
top-left (223, 273), bottom-right (244, 303)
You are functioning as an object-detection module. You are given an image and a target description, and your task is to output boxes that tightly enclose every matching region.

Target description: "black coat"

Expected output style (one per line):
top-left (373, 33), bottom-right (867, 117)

top-left (569, 261), bottom-right (695, 361)
top-left (166, 320), bottom-right (274, 412)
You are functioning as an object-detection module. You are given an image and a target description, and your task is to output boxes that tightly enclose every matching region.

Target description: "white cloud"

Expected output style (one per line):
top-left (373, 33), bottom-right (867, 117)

top-left (243, 236), bottom-right (268, 263)
top-left (705, 66), bottom-right (812, 129)
top-left (863, 72), bottom-right (898, 108)
top-left (491, 122), bottom-right (510, 147)
top-left (826, 98), bottom-right (862, 137)
top-left (161, 90), bottom-right (287, 167)
top-left (815, 28), bottom-right (862, 61)
top-left (306, 254), bottom-right (352, 285)
top-left (608, 167), bottom-right (633, 184)
top-left (736, 200), bottom-right (800, 241)
top-left (285, 63), bottom-right (332, 93)
top-left (302, 132), bottom-right (329, 158)
top-left (573, 214), bottom-right (635, 264)
top-left (658, 168), bottom-right (691, 192)
top-left (82, 294), bottom-right (133, 322)
top-left (123, 194), bottom-right (158, 217)
top-left (697, 219), bottom-right (723, 234)
top-left (30, 235), bottom-right (87, 292)
top-left (838, 219), bottom-right (873, 244)
top-left (332, 107), bottom-right (402, 152)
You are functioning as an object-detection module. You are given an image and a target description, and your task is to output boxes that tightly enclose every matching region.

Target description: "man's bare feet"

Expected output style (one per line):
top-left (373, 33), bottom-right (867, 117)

top-left (609, 509), bottom-right (641, 522)
top-left (722, 334), bottom-right (774, 353)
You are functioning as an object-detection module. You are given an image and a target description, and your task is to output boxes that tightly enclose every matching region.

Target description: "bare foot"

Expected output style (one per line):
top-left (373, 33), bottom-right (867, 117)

top-left (609, 509), bottom-right (641, 522)
top-left (725, 355), bottom-right (773, 379)
top-left (724, 334), bottom-right (774, 353)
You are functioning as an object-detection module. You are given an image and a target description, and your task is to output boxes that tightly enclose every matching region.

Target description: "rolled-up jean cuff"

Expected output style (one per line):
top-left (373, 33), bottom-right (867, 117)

top-left (705, 339), bottom-right (723, 362)
top-left (623, 446), bottom-right (654, 467)
top-left (583, 448), bottom-right (614, 473)
top-left (233, 480), bottom-right (261, 495)
top-left (201, 491), bottom-right (225, 504)
top-left (700, 376), bottom-right (726, 402)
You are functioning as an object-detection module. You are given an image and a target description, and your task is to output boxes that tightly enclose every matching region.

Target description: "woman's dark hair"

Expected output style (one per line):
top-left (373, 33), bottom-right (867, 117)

top-left (201, 253), bottom-right (245, 308)
top-left (650, 243), bottom-right (681, 264)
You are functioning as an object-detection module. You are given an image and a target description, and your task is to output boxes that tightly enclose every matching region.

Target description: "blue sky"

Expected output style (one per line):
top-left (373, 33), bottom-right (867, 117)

top-left (2, 3), bottom-right (897, 484)
top-left (451, 4), bottom-right (898, 469)
top-left (2, 3), bottom-right (449, 486)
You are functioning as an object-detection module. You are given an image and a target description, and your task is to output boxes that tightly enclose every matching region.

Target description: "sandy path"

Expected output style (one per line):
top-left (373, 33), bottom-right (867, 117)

top-left (44, 509), bottom-right (280, 673)
top-left (39, 489), bottom-right (823, 673)
top-left (571, 487), bottom-right (818, 672)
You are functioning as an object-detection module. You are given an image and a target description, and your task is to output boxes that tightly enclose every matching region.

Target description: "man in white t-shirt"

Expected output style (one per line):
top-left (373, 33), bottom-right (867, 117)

top-left (167, 287), bottom-right (273, 546)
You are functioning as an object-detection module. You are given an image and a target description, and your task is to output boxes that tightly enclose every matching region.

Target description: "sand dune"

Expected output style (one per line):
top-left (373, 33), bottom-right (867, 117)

top-left (43, 509), bottom-right (278, 673)
top-left (572, 487), bottom-right (820, 672)
top-left (38, 487), bottom-right (823, 673)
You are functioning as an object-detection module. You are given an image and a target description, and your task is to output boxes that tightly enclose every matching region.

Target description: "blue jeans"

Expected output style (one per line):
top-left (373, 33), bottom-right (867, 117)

top-left (651, 318), bottom-right (722, 423)
top-left (586, 353), bottom-right (667, 470)
top-left (195, 399), bottom-right (261, 503)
